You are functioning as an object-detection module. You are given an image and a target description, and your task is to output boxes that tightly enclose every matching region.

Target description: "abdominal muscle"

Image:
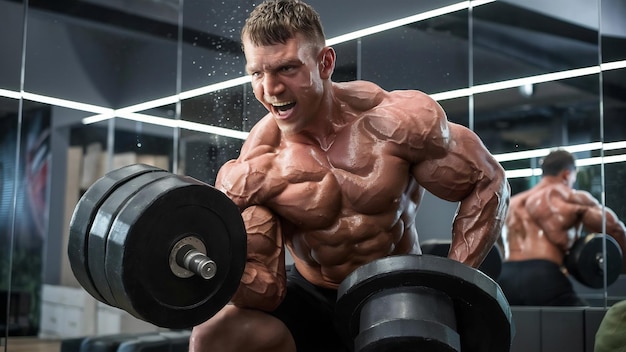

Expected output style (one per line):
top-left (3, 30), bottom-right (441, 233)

top-left (278, 189), bottom-right (421, 289)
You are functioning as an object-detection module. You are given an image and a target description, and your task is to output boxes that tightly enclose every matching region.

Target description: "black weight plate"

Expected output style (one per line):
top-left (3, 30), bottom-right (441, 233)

top-left (566, 234), bottom-right (623, 288)
top-left (105, 175), bottom-right (247, 329)
top-left (335, 254), bottom-right (513, 352)
top-left (355, 319), bottom-right (460, 352)
top-left (87, 170), bottom-right (172, 307)
top-left (68, 163), bottom-right (164, 303)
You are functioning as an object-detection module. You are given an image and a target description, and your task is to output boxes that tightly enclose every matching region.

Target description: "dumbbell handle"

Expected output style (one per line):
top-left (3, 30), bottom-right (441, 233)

top-left (175, 244), bottom-right (217, 280)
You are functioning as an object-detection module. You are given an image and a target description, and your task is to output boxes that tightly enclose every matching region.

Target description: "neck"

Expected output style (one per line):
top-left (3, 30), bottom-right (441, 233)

top-left (285, 83), bottom-right (342, 149)
top-left (540, 175), bottom-right (569, 186)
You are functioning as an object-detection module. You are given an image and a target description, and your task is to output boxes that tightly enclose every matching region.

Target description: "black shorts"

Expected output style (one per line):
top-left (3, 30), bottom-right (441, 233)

top-left (497, 259), bottom-right (588, 306)
top-left (269, 265), bottom-right (349, 352)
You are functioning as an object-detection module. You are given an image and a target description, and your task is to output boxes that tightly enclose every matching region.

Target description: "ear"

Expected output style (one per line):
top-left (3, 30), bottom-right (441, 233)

top-left (318, 46), bottom-right (336, 79)
top-left (560, 168), bottom-right (574, 185)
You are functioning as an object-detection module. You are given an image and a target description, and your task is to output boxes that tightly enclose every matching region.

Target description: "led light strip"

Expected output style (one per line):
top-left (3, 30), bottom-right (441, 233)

top-left (505, 154), bottom-right (626, 179)
top-left (325, 1), bottom-right (494, 46)
top-left (494, 141), bottom-right (626, 162)
top-left (496, 141), bottom-right (626, 178)
top-left (430, 61), bottom-right (626, 101)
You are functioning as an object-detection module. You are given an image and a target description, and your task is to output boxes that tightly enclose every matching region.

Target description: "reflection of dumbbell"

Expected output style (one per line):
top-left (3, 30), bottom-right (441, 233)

top-left (335, 255), bottom-right (514, 352)
top-left (69, 164), bottom-right (514, 351)
top-left (565, 233), bottom-right (623, 288)
top-left (68, 164), bottom-right (247, 328)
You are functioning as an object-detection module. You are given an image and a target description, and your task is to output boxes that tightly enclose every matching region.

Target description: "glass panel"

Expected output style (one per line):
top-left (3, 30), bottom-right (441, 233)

top-left (6, 102), bottom-right (51, 337)
top-left (360, 11), bottom-right (469, 96)
top-left (474, 0), bottom-right (608, 305)
top-left (439, 97), bottom-right (470, 129)
top-left (331, 40), bottom-right (358, 83)
top-left (602, 0), bottom-right (626, 305)
top-left (181, 0), bottom-right (248, 92)
top-left (1, 0), bottom-right (26, 343)
top-left (23, 2), bottom-right (179, 109)
top-left (0, 0), bottom-right (24, 92)
top-left (0, 101), bottom-right (21, 340)
top-left (177, 85), bottom-right (250, 183)
top-left (474, 76), bottom-right (601, 155)
top-left (311, 0), bottom-right (461, 39)
top-left (473, 1), bottom-right (599, 85)
top-left (3, 1), bottom-right (182, 345)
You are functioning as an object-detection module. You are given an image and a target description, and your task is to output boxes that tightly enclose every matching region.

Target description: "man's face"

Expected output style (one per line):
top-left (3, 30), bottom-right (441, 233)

top-left (243, 33), bottom-right (327, 135)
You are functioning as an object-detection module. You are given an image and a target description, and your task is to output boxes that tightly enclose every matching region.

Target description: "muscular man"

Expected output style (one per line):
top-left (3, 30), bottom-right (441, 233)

top-left (190, 1), bottom-right (509, 351)
top-left (498, 149), bottom-right (626, 306)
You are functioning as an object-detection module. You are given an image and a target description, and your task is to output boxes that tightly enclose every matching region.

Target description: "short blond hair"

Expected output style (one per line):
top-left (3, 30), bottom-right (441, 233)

top-left (242, 0), bottom-right (326, 49)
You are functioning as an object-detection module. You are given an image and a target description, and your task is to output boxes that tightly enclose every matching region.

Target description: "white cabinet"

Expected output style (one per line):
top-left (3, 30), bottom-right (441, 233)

top-left (39, 284), bottom-right (162, 338)
top-left (96, 303), bottom-right (162, 335)
top-left (39, 285), bottom-right (96, 338)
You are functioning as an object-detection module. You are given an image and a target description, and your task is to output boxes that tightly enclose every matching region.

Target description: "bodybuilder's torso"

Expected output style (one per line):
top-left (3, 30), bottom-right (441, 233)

top-left (504, 181), bottom-right (582, 265)
top-left (219, 83), bottom-right (446, 287)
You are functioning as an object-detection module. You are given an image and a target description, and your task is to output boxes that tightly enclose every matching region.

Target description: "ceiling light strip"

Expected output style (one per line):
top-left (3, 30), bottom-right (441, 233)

top-left (114, 112), bottom-right (250, 140)
top-left (601, 59), bottom-right (626, 71)
top-left (115, 96), bottom-right (180, 115)
top-left (326, 1), bottom-right (482, 46)
top-left (505, 168), bottom-right (541, 179)
top-left (493, 142), bottom-right (604, 162)
top-left (432, 66), bottom-right (602, 101)
top-left (0, 88), bottom-right (21, 100)
top-left (494, 141), bottom-right (626, 163)
top-left (179, 76), bottom-right (252, 100)
top-left (177, 120), bottom-right (249, 140)
top-left (21, 92), bottom-right (114, 114)
top-left (505, 154), bottom-right (626, 179)
top-left (82, 113), bottom-right (117, 125)
top-left (604, 141), bottom-right (626, 151)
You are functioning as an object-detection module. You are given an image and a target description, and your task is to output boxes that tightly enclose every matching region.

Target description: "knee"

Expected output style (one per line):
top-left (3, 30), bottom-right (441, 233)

top-left (189, 306), bottom-right (237, 352)
top-left (189, 305), bottom-right (295, 352)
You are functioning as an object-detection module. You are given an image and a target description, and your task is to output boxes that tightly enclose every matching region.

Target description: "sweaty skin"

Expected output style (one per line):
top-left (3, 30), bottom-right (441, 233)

top-left (503, 175), bottom-right (626, 270)
top-left (189, 32), bottom-right (509, 352)
top-left (221, 81), bottom-right (507, 297)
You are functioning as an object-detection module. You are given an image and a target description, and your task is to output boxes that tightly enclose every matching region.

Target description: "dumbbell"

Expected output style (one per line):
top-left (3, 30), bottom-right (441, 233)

top-left (70, 164), bottom-right (514, 351)
top-left (68, 164), bottom-right (246, 328)
top-left (335, 255), bottom-right (514, 352)
top-left (565, 233), bottom-right (623, 288)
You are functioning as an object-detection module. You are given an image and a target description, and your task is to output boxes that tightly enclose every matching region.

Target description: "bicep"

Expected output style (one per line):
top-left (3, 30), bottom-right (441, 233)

top-left (574, 191), bottom-right (624, 233)
top-left (215, 146), bottom-right (281, 208)
top-left (412, 123), bottom-right (503, 202)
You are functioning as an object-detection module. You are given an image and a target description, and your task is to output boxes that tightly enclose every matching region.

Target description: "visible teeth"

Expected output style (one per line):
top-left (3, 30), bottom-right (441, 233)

top-left (272, 101), bottom-right (294, 107)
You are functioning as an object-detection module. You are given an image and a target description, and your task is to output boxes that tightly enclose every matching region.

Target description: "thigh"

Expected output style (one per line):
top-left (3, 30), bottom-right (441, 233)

top-left (270, 266), bottom-right (348, 352)
top-left (190, 305), bottom-right (295, 352)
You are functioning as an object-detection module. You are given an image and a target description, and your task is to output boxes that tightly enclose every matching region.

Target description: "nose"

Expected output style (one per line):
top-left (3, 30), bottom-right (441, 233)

top-left (262, 73), bottom-right (284, 97)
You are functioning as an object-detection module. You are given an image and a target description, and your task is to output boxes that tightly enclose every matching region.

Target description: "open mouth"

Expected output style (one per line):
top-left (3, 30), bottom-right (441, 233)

top-left (273, 101), bottom-right (296, 112)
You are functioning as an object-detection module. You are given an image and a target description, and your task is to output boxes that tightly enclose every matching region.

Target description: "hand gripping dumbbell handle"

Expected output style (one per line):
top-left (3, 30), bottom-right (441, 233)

top-left (175, 244), bottom-right (217, 279)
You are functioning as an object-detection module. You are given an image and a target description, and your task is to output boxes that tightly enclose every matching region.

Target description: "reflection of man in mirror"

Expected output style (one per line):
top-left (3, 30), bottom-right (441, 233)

top-left (498, 149), bottom-right (626, 306)
top-left (189, 0), bottom-right (510, 351)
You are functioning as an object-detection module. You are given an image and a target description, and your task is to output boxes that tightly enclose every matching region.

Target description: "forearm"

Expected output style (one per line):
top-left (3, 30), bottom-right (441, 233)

top-left (229, 206), bottom-right (287, 311)
top-left (231, 261), bottom-right (286, 311)
top-left (449, 173), bottom-right (510, 268)
top-left (603, 210), bottom-right (626, 272)
top-left (582, 206), bottom-right (626, 256)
